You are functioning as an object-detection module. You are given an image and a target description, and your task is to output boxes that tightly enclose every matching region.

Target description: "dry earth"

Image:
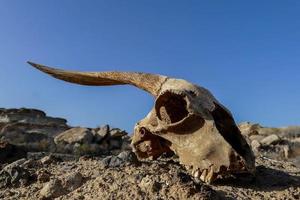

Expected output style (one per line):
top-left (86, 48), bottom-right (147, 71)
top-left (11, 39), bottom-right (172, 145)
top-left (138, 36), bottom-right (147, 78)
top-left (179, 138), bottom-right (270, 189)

top-left (0, 152), bottom-right (299, 200)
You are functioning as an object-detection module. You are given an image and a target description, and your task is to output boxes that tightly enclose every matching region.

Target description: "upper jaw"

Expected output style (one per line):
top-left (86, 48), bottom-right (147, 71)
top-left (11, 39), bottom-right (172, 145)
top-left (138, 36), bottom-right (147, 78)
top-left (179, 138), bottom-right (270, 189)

top-left (131, 128), bottom-right (172, 160)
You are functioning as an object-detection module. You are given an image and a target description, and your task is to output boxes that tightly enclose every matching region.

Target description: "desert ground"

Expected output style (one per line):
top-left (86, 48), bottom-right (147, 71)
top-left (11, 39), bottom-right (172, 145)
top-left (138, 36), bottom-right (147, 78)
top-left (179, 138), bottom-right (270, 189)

top-left (1, 108), bottom-right (300, 199)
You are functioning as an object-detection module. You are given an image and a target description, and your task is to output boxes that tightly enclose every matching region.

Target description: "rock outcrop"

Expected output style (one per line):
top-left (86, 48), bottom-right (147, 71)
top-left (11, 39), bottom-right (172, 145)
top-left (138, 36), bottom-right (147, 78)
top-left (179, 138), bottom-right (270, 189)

top-left (0, 108), bottom-right (131, 161)
top-left (239, 122), bottom-right (300, 167)
top-left (0, 108), bottom-right (69, 152)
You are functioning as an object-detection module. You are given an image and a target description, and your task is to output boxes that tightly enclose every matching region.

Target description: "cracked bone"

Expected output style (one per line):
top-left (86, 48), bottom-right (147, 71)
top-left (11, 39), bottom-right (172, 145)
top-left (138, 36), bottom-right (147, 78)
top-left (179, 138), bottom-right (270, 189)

top-left (28, 61), bottom-right (255, 183)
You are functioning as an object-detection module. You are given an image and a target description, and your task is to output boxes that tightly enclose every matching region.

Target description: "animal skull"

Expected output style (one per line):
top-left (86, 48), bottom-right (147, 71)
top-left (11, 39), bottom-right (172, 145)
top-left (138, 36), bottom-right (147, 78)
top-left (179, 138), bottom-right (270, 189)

top-left (28, 61), bottom-right (255, 183)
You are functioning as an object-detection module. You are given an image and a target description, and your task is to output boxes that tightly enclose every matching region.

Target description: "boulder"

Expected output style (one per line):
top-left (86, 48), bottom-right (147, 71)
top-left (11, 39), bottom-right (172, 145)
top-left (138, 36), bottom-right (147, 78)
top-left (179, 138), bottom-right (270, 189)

top-left (54, 127), bottom-right (93, 145)
top-left (261, 134), bottom-right (281, 145)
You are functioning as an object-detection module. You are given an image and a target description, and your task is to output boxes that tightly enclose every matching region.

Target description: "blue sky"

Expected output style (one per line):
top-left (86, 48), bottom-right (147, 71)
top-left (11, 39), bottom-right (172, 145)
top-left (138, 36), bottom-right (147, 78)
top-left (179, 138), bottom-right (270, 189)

top-left (0, 1), bottom-right (299, 132)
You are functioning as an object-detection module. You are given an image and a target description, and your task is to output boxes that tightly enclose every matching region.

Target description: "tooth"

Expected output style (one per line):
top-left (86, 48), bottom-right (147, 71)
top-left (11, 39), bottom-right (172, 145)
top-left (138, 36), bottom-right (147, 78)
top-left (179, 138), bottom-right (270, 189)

top-left (193, 169), bottom-right (200, 178)
top-left (200, 169), bottom-right (208, 182)
top-left (205, 166), bottom-right (215, 184)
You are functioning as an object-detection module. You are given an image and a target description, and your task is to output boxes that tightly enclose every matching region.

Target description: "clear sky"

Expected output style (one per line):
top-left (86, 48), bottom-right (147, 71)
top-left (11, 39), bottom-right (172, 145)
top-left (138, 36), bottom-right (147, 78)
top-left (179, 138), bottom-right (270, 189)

top-left (0, 1), bottom-right (300, 132)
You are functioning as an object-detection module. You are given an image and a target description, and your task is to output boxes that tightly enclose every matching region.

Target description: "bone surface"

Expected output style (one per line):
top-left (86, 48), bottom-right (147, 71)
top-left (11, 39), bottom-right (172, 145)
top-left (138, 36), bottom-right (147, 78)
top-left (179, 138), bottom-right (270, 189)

top-left (28, 61), bottom-right (255, 183)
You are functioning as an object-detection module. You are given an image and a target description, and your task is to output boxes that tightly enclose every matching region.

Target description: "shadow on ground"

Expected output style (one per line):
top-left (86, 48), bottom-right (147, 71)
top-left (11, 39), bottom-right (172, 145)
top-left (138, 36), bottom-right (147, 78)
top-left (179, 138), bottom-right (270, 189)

top-left (215, 165), bottom-right (300, 191)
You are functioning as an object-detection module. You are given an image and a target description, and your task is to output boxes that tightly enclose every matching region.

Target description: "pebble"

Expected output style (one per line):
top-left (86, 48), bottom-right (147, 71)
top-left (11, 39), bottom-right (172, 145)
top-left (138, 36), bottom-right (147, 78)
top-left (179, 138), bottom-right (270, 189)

top-left (62, 172), bottom-right (83, 191)
top-left (251, 140), bottom-right (261, 151)
top-left (40, 179), bottom-right (64, 199)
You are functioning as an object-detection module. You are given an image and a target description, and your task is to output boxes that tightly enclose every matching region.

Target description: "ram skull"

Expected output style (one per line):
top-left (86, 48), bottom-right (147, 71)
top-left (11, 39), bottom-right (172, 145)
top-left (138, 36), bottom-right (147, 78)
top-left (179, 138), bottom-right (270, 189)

top-left (28, 61), bottom-right (255, 183)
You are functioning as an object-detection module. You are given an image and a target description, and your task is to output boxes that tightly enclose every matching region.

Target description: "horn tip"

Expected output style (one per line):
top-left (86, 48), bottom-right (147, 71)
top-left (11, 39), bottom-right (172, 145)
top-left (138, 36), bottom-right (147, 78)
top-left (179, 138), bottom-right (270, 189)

top-left (27, 61), bottom-right (39, 68)
top-left (27, 61), bottom-right (48, 72)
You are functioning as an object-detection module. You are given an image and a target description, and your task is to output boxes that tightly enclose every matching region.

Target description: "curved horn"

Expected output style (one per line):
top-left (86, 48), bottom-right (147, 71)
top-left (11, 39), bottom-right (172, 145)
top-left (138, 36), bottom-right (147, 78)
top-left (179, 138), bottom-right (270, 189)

top-left (27, 61), bottom-right (167, 96)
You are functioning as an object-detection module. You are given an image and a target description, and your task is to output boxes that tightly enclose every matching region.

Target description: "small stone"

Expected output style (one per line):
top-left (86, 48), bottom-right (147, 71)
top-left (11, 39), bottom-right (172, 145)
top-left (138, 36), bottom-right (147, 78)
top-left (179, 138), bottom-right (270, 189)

top-left (251, 140), bottom-right (261, 151)
top-left (100, 151), bottom-right (139, 168)
top-left (117, 151), bottom-right (139, 165)
top-left (283, 145), bottom-right (291, 159)
top-left (108, 156), bottom-right (123, 167)
top-left (100, 156), bottom-right (112, 168)
top-left (40, 155), bottom-right (55, 165)
top-left (261, 134), bottom-right (281, 145)
top-left (139, 175), bottom-right (161, 192)
top-left (62, 172), bottom-right (83, 191)
top-left (37, 170), bottom-right (51, 183)
top-left (40, 179), bottom-right (64, 199)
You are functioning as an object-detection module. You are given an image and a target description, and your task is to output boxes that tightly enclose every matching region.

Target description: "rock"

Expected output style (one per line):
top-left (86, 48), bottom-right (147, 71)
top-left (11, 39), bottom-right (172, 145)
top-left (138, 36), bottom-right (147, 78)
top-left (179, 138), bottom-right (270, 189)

top-left (0, 141), bottom-right (27, 164)
top-left (110, 128), bottom-right (127, 138)
top-left (117, 151), bottom-right (139, 164)
top-left (93, 125), bottom-right (109, 143)
top-left (0, 108), bottom-right (70, 153)
top-left (40, 154), bottom-right (61, 165)
top-left (62, 172), bottom-right (83, 191)
top-left (101, 151), bottom-right (139, 167)
top-left (283, 145), bottom-right (291, 159)
top-left (3, 158), bottom-right (27, 168)
top-left (0, 159), bottom-right (31, 188)
top-left (40, 155), bottom-right (53, 165)
top-left (0, 141), bottom-right (12, 163)
top-left (0, 108), bottom-right (67, 127)
top-left (251, 140), bottom-right (261, 152)
top-left (107, 156), bottom-right (125, 167)
top-left (261, 134), bottom-right (281, 145)
top-left (54, 127), bottom-right (93, 145)
top-left (37, 170), bottom-right (51, 183)
top-left (139, 175), bottom-right (161, 193)
top-left (40, 179), bottom-right (65, 199)
top-left (100, 156), bottom-right (113, 167)
top-left (249, 135), bottom-right (265, 142)
top-left (109, 139), bottom-right (122, 150)
top-left (73, 143), bottom-right (102, 155)
top-left (121, 135), bottom-right (132, 151)
top-left (238, 122), bottom-right (262, 136)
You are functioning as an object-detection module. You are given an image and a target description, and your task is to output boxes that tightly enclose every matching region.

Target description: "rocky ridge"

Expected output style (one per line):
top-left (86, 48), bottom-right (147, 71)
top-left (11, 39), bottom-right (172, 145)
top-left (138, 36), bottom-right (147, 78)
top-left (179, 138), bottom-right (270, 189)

top-left (0, 108), bottom-right (131, 159)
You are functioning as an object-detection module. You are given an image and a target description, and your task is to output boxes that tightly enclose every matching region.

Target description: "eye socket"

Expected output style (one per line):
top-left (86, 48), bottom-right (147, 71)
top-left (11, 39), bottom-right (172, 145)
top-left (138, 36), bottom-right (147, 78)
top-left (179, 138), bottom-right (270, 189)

top-left (155, 91), bottom-right (189, 124)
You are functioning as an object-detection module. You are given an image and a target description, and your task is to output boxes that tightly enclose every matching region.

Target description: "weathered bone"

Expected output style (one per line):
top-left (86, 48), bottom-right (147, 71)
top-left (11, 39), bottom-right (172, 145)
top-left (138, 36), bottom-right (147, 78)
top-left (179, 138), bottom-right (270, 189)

top-left (29, 61), bottom-right (255, 183)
